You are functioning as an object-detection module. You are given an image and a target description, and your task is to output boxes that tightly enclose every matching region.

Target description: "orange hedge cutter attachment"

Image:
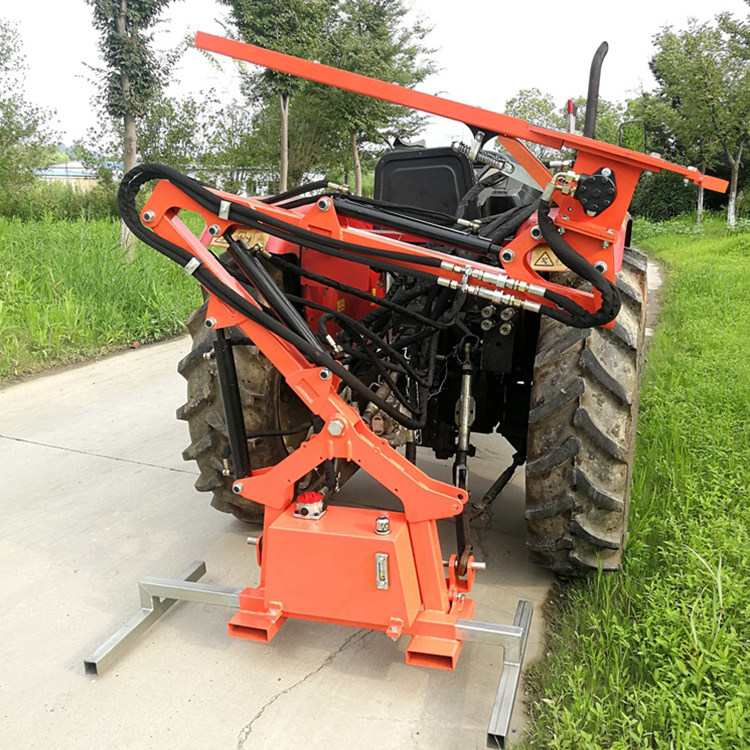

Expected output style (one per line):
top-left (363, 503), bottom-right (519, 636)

top-left (85, 32), bottom-right (727, 747)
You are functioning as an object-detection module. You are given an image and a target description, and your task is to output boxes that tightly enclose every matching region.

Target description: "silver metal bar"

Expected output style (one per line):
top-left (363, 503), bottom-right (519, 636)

top-left (455, 618), bottom-right (525, 662)
top-left (487, 601), bottom-right (534, 749)
top-left (139, 578), bottom-right (242, 609)
top-left (84, 560), bottom-right (239, 676)
top-left (456, 601), bottom-right (533, 748)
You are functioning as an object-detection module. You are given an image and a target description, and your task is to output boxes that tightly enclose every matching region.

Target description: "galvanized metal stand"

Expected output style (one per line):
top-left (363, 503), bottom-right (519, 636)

top-left (84, 562), bottom-right (532, 748)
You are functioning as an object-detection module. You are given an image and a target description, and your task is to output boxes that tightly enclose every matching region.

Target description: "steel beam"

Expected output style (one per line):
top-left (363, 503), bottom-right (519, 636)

top-left (84, 561), bottom-right (242, 676)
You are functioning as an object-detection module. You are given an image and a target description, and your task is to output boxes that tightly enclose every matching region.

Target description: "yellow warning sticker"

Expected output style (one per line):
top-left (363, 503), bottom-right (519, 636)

top-left (530, 248), bottom-right (568, 272)
top-left (337, 298), bottom-right (346, 312)
top-left (209, 229), bottom-right (263, 249)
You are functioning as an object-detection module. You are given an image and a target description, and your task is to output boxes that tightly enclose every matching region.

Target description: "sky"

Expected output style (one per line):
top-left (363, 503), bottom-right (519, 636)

top-left (4, 0), bottom-right (750, 150)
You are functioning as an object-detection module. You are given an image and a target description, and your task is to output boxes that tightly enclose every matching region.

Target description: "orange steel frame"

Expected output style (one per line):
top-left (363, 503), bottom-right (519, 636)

top-left (136, 34), bottom-right (728, 668)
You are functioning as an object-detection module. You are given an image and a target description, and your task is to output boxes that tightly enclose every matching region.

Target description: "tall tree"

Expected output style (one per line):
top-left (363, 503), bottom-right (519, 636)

top-left (87, 0), bottom-right (176, 253)
top-left (322, 0), bottom-right (435, 195)
top-left (0, 20), bottom-right (56, 194)
top-left (220, 0), bottom-right (332, 191)
top-left (650, 17), bottom-right (750, 227)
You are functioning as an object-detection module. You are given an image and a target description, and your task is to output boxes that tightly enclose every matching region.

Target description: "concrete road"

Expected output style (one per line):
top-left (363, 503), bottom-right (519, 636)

top-left (0, 338), bottom-right (553, 750)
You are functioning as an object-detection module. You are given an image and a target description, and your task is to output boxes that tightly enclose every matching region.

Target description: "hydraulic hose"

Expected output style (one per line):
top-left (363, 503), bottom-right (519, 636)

top-left (536, 198), bottom-right (621, 328)
top-left (118, 164), bottom-right (429, 429)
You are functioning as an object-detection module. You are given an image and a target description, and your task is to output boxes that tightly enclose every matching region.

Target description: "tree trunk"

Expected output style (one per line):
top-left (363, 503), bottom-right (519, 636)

top-left (723, 141), bottom-right (744, 229)
top-left (117, 0), bottom-right (136, 259)
top-left (278, 92), bottom-right (290, 192)
top-left (350, 129), bottom-right (362, 197)
top-left (727, 144), bottom-right (744, 229)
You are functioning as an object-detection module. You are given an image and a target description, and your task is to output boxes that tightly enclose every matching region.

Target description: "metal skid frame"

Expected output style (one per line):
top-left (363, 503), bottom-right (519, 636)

top-left (84, 560), bottom-right (532, 748)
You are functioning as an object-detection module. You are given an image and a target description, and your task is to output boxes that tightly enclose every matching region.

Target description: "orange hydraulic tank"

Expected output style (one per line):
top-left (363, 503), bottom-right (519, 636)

top-left (263, 505), bottom-right (422, 629)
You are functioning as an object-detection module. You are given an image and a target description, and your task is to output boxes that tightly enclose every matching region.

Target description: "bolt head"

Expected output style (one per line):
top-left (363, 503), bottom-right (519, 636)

top-left (501, 249), bottom-right (515, 264)
top-left (375, 516), bottom-right (391, 535)
top-left (594, 261), bottom-right (608, 273)
top-left (204, 317), bottom-right (216, 329)
top-left (316, 197), bottom-right (331, 211)
top-left (327, 419), bottom-right (345, 436)
top-left (208, 224), bottom-right (221, 236)
top-left (142, 210), bottom-right (155, 223)
top-left (319, 368), bottom-right (332, 380)
top-left (232, 483), bottom-right (243, 495)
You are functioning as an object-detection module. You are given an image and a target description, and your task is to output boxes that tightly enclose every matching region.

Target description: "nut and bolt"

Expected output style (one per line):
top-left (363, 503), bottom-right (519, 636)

top-left (208, 224), bottom-right (221, 236)
top-left (499, 322), bottom-right (513, 336)
top-left (480, 318), bottom-right (494, 331)
top-left (500, 307), bottom-right (515, 321)
top-left (142, 210), bottom-right (155, 223)
top-left (204, 317), bottom-right (217, 329)
top-left (602, 241), bottom-right (611, 249)
top-left (530, 225), bottom-right (543, 240)
top-left (319, 368), bottom-right (332, 380)
top-left (316, 197), bottom-right (332, 212)
top-left (327, 419), bottom-right (345, 436)
top-left (594, 261), bottom-right (608, 274)
top-left (601, 168), bottom-right (612, 178)
top-left (247, 536), bottom-right (259, 545)
top-left (501, 249), bottom-right (515, 264)
top-left (375, 516), bottom-right (391, 535)
top-left (232, 483), bottom-right (243, 495)
top-left (480, 305), bottom-right (494, 319)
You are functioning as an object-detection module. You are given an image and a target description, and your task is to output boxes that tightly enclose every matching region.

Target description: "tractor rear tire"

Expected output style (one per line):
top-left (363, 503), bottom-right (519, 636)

top-left (177, 301), bottom-right (310, 523)
top-left (524, 247), bottom-right (648, 575)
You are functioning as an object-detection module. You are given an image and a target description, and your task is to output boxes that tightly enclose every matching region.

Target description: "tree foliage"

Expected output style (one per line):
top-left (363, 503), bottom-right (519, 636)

top-left (503, 88), bottom-right (625, 160)
top-left (219, 0), bottom-right (435, 192)
top-left (0, 20), bottom-right (56, 193)
top-left (320, 0), bottom-right (435, 194)
top-left (86, 0), bottom-right (177, 120)
top-left (649, 17), bottom-right (750, 227)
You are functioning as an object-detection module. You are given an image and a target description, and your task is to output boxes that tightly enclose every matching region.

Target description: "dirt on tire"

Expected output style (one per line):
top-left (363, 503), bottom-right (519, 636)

top-left (524, 247), bottom-right (648, 575)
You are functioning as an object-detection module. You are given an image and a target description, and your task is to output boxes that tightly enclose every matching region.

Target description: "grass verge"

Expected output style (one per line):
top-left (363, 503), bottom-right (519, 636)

top-left (522, 216), bottom-right (750, 749)
top-left (0, 216), bottom-right (201, 380)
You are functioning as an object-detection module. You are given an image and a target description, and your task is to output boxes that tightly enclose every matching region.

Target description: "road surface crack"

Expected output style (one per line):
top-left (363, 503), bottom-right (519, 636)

top-left (236, 629), bottom-right (370, 748)
top-left (0, 434), bottom-right (195, 475)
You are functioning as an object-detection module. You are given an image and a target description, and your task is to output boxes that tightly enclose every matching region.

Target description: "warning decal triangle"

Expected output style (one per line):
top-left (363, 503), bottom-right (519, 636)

top-left (534, 251), bottom-right (556, 268)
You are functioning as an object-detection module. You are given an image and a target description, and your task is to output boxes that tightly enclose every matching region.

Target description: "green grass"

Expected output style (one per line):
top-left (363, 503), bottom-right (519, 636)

top-left (0, 216), bottom-right (201, 380)
top-left (522, 215), bottom-right (750, 749)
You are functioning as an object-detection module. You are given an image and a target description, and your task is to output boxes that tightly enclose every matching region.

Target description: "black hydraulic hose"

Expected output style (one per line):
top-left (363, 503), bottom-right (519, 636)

top-left (332, 193), bottom-right (459, 227)
top-left (332, 196), bottom-right (502, 259)
top-left (259, 180), bottom-right (330, 204)
top-left (130, 163), bottom-right (445, 278)
top-left (478, 200), bottom-right (540, 245)
top-left (268, 253), bottom-right (448, 331)
top-left (223, 233), bottom-right (324, 352)
top-left (286, 294), bottom-right (427, 387)
top-left (536, 198), bottom-right (621, 327)
top-left (118, 164), bottom-right (430, 430)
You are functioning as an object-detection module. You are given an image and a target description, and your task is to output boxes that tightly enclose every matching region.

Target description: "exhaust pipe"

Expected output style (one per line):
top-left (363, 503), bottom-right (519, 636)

top-left (583, 41), bottom-right (608, 139)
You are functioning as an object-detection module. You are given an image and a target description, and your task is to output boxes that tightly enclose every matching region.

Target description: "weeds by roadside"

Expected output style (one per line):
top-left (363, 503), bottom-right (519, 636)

top-left (521, 218), bottom-right (750, 749)
top-left (0, 216), bottom-right (200, 380)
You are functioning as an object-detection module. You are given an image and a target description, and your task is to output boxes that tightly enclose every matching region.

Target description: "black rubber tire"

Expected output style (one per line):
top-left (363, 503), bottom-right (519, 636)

top-left (524, 247), bottom-right (648, 575)
top-left (177, 301), bottom-right (311, 523)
